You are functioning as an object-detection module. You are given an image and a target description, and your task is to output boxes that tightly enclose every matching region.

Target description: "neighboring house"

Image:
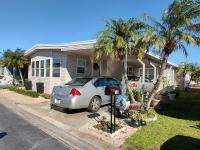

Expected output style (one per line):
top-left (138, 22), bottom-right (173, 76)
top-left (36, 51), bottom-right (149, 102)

top-left (0, 66), bottom-right (14, 86)
top-left (25, 40), bottom-right (178, 94)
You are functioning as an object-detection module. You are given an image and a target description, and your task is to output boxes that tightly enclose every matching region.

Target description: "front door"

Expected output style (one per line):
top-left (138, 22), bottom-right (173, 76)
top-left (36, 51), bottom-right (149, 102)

top-left (92, 62), bottom-right (100, 77)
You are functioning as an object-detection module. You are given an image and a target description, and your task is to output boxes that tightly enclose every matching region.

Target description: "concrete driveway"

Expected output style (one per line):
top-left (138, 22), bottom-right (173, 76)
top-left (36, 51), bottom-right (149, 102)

top-left (27, 101), bottom-right (110, 129)
top-left (0, 89), bottom-right (114, 150)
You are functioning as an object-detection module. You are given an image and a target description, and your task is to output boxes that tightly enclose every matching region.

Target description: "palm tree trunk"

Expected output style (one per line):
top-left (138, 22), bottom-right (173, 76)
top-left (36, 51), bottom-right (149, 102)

top-left (123, 54), bottom-right (135, 103)
top-left (182, 75), bottom-right (186, 91)
top-left (147, 52), bottom-right (169, 109)
top-left (19, 69), bottom-right (24, 86)
top-left (12, 67), bottom-right (15, 85)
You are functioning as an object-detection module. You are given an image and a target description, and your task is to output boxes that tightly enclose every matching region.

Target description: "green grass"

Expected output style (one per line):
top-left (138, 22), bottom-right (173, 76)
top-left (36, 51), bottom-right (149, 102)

top-left (4, 86), bottom-right (40, 98)
top-left (125, 91), bottom-right (200, 150)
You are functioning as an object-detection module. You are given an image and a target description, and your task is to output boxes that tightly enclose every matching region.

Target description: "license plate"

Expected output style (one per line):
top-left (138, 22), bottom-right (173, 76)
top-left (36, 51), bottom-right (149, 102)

top-left (55, 98), bottom-right (61, 104)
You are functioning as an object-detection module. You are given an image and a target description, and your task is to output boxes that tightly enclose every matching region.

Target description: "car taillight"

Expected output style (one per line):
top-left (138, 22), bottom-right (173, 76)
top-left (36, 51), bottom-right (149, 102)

top-left (70, 88), bottom-right (81, 96)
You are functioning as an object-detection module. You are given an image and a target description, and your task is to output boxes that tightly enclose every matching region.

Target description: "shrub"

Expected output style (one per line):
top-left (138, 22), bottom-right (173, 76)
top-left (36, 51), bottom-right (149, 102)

top-left (147, 107), bottom-right (156, 118)
top-left (132, 90), bottom-right (142, 102)
top-left (7, 86), bottom-right (39, 98)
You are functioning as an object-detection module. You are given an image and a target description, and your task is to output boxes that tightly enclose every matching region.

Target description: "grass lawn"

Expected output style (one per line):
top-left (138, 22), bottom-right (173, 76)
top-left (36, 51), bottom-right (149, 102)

top-left (125, 91), bottom-right (200, 150)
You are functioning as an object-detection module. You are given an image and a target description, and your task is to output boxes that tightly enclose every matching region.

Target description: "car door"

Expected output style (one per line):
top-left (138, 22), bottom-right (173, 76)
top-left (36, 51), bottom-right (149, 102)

top-left (93, 78), bottom-right (110, 105)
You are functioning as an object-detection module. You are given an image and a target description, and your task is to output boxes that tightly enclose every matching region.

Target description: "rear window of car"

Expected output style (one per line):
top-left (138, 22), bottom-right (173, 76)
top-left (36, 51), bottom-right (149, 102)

top-left (65, 78), bottom-right (92, 86)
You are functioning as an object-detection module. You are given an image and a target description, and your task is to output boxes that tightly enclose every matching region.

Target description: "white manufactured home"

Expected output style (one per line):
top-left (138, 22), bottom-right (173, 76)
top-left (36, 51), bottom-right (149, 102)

top-left (25, 40), bottom-right (178, 94)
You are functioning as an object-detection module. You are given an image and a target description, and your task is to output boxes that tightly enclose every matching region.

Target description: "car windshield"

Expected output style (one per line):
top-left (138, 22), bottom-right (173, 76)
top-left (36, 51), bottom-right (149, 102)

top-left (128, 76), bottom-right (140, 81)
top-left (65, 78), bottom-right (92, 86)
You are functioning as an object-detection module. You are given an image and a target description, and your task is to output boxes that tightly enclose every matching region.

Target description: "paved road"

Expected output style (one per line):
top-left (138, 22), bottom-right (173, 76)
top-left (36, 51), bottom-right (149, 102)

top-left (0, 104), bottom-right (69, 150)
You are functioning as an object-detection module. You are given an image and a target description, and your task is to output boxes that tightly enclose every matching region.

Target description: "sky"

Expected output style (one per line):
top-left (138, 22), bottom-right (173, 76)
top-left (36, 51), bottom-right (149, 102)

top-left (0, 0), bottom-right (199, 64)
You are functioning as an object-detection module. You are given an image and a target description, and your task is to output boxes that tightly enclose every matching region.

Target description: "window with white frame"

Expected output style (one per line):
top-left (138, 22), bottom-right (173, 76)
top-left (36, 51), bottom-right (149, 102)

top-left (53, 59), bottom-right (60, 77)
top-left (31, 61), bottom-right (35, 76)
top-left (139, 68), bottom-right (154, 82)
top-left (127, 67), bottom-right (133, 76)
top-left (77, 58), bottom-right (86, 74)
top-left (40, 60), bottom-right (45, 77)
top-left (36, 61), bottom-right (39, 77)
top-left (46, 59), bottom-right (50, 77)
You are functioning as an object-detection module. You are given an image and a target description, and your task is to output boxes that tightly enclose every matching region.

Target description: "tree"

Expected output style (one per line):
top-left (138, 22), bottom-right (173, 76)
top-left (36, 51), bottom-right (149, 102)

top-left (142, 0), bottom-right (200, 108)
top-left (176, 63), bottom-right (191, 90)
top-left (189, 63), bottom-right (200, 84)
top-left (94, 18), bottom-right (148, 103)
top-left (0, 48), bottom-right (28, 85)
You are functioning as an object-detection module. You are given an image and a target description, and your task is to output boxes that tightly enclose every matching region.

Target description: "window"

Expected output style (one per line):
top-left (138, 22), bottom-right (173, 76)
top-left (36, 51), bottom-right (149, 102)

top-left (94, 78), bottom-right (109, 87)
top-left (36, 61), bottom-right (39, 77)
top-left (77, 58), bottom-right (86, 74)
top-left (107, 78), bottom-right (121, 87)
top-left (139, 68), bottom-right (154, 82)
top-left (127, 67), bottom-right (133, 76)
top-left (53, 59), bottom-right (60, 77)
top-left (40, 60), bottom-right (44, 77)
top-left (65, 78), bottom-right (92, 86)
top-left (31, 61), bottom-right (35, 76)
top-left (46, 59), bottom-right (50, 77)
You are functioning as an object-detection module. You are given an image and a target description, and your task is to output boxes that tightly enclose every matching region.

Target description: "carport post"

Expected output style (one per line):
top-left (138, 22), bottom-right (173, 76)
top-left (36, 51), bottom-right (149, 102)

top-left (150, 62), bottom-right (157, 83)
top-left (138, 59), bottom-right (145, 104)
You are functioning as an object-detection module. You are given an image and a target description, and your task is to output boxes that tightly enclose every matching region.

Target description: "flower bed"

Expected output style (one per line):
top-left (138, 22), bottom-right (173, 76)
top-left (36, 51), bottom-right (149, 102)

top-left (93, 119), bottom-right (123, 133)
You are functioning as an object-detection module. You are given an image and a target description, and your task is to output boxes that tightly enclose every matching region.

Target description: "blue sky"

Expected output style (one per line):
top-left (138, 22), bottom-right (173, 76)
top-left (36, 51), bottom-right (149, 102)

top-left (0, 0), bottom-right (199, 64)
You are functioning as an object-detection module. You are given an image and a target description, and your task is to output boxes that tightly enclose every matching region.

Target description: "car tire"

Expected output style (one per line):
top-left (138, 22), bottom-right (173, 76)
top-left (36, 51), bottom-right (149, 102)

top-left (50, 104), bottom-right (55, 109)
top-left (88, 96), bottom-right (101, 112)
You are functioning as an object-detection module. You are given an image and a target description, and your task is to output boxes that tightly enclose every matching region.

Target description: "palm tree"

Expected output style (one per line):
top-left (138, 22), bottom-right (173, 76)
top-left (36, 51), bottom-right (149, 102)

top-left (176, 63), bottom-right (191, 90)
top-left (1, 48), bottom-right (28, 85)
top-left (189, 63), bottom-right (200, 85)
top-left (142, 0), bottom-right (200, 108)
top-left (94, 18), bottom-right (148, 103)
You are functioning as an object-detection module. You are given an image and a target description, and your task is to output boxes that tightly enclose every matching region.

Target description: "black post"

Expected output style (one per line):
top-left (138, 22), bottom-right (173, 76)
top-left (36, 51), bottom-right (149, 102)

top-left (110, 94), bottom-right (113, 134)
top-left (113, 95), bottom-right (116, 132)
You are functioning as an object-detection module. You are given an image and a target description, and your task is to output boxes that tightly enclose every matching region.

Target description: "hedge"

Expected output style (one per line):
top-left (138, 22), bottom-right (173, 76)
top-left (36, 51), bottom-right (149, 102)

top-left (7, 86), bottom-right (40, 98)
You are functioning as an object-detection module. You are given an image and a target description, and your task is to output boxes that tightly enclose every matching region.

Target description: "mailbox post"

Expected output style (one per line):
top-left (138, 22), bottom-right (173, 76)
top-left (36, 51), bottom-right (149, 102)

top-left (105, 86), bottom-right (120, 133)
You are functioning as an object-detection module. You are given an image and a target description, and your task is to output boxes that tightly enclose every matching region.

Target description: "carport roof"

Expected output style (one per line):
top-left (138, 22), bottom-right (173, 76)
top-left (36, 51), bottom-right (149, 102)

top-left (25, 39), bottom-right (178, 67)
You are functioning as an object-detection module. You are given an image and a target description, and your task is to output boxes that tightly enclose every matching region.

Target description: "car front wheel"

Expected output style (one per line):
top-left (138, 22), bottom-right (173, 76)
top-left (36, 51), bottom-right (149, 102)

top-left (88, 96), bottom-right (101, 112)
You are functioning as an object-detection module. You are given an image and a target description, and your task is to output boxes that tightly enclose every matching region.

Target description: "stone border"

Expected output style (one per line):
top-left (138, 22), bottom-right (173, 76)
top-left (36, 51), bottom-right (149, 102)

top-left (89, 114), bottom-right (157, 138)
top-left (89, 125), bottom-right (128, 138)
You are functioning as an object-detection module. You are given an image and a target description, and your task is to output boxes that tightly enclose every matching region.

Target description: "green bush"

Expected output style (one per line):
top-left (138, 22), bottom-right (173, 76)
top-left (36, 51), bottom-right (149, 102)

top-left (132, 90), bottom-right (142, 102)
top-left (7, 86), bottom-right (39, 98)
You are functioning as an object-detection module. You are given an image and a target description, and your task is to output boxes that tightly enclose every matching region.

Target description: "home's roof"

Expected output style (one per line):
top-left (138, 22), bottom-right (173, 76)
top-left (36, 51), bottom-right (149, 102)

top-left (25, 40), bottom-right (178, 67)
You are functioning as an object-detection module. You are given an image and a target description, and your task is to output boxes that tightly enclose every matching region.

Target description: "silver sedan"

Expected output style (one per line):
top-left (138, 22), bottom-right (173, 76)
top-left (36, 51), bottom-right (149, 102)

top-left (51, 77), bottom-right (121, 112)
